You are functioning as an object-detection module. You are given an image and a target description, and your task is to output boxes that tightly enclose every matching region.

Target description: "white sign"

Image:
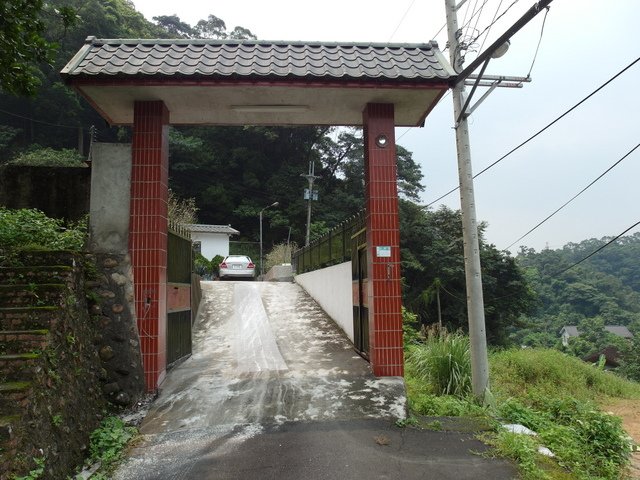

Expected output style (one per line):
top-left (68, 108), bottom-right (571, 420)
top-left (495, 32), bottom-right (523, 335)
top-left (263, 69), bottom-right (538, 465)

top-left (376, 246), bottom-right (391, 258)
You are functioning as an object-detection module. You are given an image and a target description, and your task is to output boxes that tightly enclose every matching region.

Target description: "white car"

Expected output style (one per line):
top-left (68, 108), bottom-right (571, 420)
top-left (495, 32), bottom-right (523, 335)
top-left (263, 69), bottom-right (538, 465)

top-left (219, 255), bottom-right (256, 280)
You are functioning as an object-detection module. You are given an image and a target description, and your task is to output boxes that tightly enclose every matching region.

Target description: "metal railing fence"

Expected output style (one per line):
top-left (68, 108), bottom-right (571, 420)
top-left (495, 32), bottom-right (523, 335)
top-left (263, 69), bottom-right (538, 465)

top-left (293, 210), bottom-right (365, 274)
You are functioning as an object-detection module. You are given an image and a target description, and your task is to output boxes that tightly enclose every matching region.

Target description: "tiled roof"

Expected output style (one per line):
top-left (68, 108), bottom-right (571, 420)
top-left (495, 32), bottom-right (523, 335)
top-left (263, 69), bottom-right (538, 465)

top-left (61, 37), bottom-right (454, 82)
top-left (561, 325), bottom-right (633, 338)
top-left (185, 224), bottom-right (239, 235)
top-left (604, 326), bottom-right (633, 338)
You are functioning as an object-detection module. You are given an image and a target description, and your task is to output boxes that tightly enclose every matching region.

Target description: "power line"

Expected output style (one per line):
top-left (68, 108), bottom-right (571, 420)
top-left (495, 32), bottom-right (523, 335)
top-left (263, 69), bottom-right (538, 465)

top-left (554, 220), bottom-right (640, 276)
top-left (469, 0), bottom-right (490, 39)
top-left (387, 0), bottom-right (417, 42)
top-left (478, 0), bottom-right (504, 54)
top-left (0, 107), bottom-right (87, 131)
top-left (525, 5), bottom-right (550, 78)
top-left (424, 55), bottom-right (640, 207)
top-left (505, 142), bottom-right (640, 251)
top-left (470, 0), bottom-right (520, 45)
top-left (432, 22), bottom-right (447, 42)
top-left (460, 0), bottom-right (475, 33)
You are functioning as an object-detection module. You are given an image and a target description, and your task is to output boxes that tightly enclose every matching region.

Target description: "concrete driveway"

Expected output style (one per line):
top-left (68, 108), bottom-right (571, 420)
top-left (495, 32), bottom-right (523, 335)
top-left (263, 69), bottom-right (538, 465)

top-left (112, 281), bottom-right (516, 479)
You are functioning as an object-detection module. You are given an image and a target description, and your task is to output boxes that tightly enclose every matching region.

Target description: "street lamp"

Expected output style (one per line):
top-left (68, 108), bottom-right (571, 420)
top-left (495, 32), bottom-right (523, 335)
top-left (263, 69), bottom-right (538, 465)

top-left (259, 201), bottom-right (279, 279)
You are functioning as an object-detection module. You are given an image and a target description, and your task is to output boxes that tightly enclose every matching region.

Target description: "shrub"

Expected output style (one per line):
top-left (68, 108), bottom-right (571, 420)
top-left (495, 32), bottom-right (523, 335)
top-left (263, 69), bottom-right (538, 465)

top-left (9, 147), bottom-right (86, 167)
top-left (0, 208), bottom-right (87, 264)
top-left (618, 336), bottom-right (640, 382)
top-left (194, 253), bottom-right (212, 277)
top-left (496, 396), bottom-right (632, 479)
top-left (402, 307), bottom-right (421, 345)
top-left (210, 254), bottom-right (224, 274)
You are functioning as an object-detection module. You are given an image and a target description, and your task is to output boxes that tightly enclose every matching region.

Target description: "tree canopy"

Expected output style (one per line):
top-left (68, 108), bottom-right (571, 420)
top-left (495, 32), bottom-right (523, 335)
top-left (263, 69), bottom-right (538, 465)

top-left (0, 3), bottom-right (536, 347)
top-left (513, 235), bottom-right (640, 353)
top-left (400, 202), bottom-right (534, 345)
top-left (0, 0), bottom-right (77, 96)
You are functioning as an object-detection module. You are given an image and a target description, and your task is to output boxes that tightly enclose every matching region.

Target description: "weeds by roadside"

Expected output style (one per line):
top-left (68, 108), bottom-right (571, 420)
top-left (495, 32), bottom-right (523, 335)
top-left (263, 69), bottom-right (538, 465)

top-left (404, 331), bottom-right (640, 480)
top-left (73, 416), bottom-right (137, 479)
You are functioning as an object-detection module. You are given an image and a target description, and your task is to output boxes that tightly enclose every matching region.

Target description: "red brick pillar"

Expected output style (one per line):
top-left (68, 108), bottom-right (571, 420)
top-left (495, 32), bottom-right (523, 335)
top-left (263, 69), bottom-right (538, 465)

top-left (130, 101), bottom-right (169, 391)
top-left (363, 103), bottom-right (403, 376)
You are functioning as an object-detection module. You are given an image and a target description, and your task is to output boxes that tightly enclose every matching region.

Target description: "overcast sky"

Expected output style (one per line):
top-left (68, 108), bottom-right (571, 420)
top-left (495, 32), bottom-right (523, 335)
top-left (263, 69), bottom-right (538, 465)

top-left (132, 0), bottom-right (640, 253)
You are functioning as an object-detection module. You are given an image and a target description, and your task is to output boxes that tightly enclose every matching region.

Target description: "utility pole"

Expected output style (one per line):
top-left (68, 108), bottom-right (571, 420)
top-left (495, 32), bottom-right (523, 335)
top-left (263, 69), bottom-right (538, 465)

top-left (445, 0), bottom-right (489, 399)
top-left (444, 0), bottom-right (553, 399)
top-left (301, 160), bottom-right (321, 246)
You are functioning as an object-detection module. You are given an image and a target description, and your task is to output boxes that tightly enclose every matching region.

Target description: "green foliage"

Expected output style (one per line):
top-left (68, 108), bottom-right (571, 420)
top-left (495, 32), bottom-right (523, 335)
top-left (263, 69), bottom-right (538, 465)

top-left (487, 348), bottom-right (640, 480)
top-left (51, 414), bottom-right (63, 427)
top-left (0, 125), bottom-right (21, 158)
top-left (618, 335), bottom-right (640, 381)
top-left (513, 236), bottom-right (640, 354)
top-left (564, 317), bottom-right (627, 358)
top-left (400, 202), bottom-right (534, 345)
top-left (0, 208), bottom-right (87, 263)
top-left (13, 456), bottom-right (45, 480)
top-left (194, 253), bottom-right (212, 277)
top-left (88, 417), bottom-right (136, 469)
top-left (484, 430), bottom-right (543, 479)
top-left (8, 147), bottom-right (86, 166)
top-left (405, 342), bottom-right (640, 479)
top-left (496, 397), bottom-right (632, 479)
top-left (0, 0), bottom-right (52, 96)
top-left (229, 241), bottom-right (260, 261)
top-left (210, 254), bottom-right (224, 273)
top-left (407, 390), bottom-right (486, 417)
top-left (405, 327), bottom-right (472, 398)
top-left (394, 416), bottom-right (419, 428)
top-left (402, 307), bottom-right (421, 345)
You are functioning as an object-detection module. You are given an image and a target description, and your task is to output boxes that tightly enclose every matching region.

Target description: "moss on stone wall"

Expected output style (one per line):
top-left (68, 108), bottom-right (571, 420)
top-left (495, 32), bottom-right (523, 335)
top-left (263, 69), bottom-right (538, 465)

top-left (0, 246), bottom-right (147, 479)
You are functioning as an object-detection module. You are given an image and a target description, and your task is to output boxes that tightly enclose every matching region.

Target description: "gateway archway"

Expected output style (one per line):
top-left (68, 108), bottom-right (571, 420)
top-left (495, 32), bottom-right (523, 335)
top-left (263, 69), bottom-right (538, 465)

top-left (62, 38), bottom-right (454, 391)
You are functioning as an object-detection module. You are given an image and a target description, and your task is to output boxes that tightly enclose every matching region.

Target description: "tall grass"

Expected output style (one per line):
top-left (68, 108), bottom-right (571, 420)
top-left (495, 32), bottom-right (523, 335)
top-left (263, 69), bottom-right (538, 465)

top-left (490, 348), bottom-right (640, 402)
top-left (405, 327), bottom-right (472, 398)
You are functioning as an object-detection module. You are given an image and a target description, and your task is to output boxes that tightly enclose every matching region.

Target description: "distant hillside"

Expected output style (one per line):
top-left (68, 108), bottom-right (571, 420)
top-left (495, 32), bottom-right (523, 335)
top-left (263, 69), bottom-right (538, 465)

top-left (510, 232), bottom-right (640, 348)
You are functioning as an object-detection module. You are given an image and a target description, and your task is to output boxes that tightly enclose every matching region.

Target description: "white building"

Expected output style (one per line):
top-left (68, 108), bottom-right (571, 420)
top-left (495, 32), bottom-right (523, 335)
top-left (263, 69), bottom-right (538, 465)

top-left (185, 224), bottom-right (239, 260)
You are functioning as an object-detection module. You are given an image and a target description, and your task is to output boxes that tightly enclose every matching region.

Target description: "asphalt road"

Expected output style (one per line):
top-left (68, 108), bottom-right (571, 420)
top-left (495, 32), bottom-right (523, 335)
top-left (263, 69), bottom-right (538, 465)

top-left (112, 281), bottom-right (516, 479)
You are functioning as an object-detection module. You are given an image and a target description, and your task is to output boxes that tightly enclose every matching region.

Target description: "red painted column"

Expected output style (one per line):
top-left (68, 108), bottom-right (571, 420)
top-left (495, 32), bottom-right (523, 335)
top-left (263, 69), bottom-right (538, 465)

top-left (363, 103), bottom-right (404, 377)
top-left (130, 101), bottom-right (169, 391)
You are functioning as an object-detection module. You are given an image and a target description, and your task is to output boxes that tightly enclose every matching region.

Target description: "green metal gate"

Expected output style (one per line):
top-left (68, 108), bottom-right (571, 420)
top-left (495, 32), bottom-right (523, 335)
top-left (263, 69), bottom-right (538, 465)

top-left (351, 220), bottom-right (368, 358)
top-left (167, 223), bottom-right (193, 367)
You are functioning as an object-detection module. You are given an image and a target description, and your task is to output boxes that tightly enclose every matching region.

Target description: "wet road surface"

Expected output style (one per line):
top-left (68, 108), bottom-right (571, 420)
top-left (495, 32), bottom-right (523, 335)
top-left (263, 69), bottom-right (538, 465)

top-left (112, 281), bottom-right (516, 479)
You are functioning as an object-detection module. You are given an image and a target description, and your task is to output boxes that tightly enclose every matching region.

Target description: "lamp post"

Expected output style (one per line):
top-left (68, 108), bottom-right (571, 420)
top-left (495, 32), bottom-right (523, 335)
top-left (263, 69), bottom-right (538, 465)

top-left (259, 201), bottom-right (279, 279)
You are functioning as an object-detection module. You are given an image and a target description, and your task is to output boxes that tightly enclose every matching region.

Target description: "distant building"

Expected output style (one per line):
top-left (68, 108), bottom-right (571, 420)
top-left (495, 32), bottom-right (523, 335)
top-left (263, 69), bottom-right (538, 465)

top-left (583, 346), bottom-right (624, 369)
top-left (560, 325), bottom-right (633, 347)
top-left (185, 224), bottom-right (239, 260)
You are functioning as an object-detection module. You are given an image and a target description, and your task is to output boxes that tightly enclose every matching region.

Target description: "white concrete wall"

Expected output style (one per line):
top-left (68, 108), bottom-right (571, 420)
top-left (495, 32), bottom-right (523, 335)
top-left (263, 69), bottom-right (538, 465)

top-left (295, 261), bottom-right (354, 342)
top-left (191, 232), bottom-right (230, 260)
